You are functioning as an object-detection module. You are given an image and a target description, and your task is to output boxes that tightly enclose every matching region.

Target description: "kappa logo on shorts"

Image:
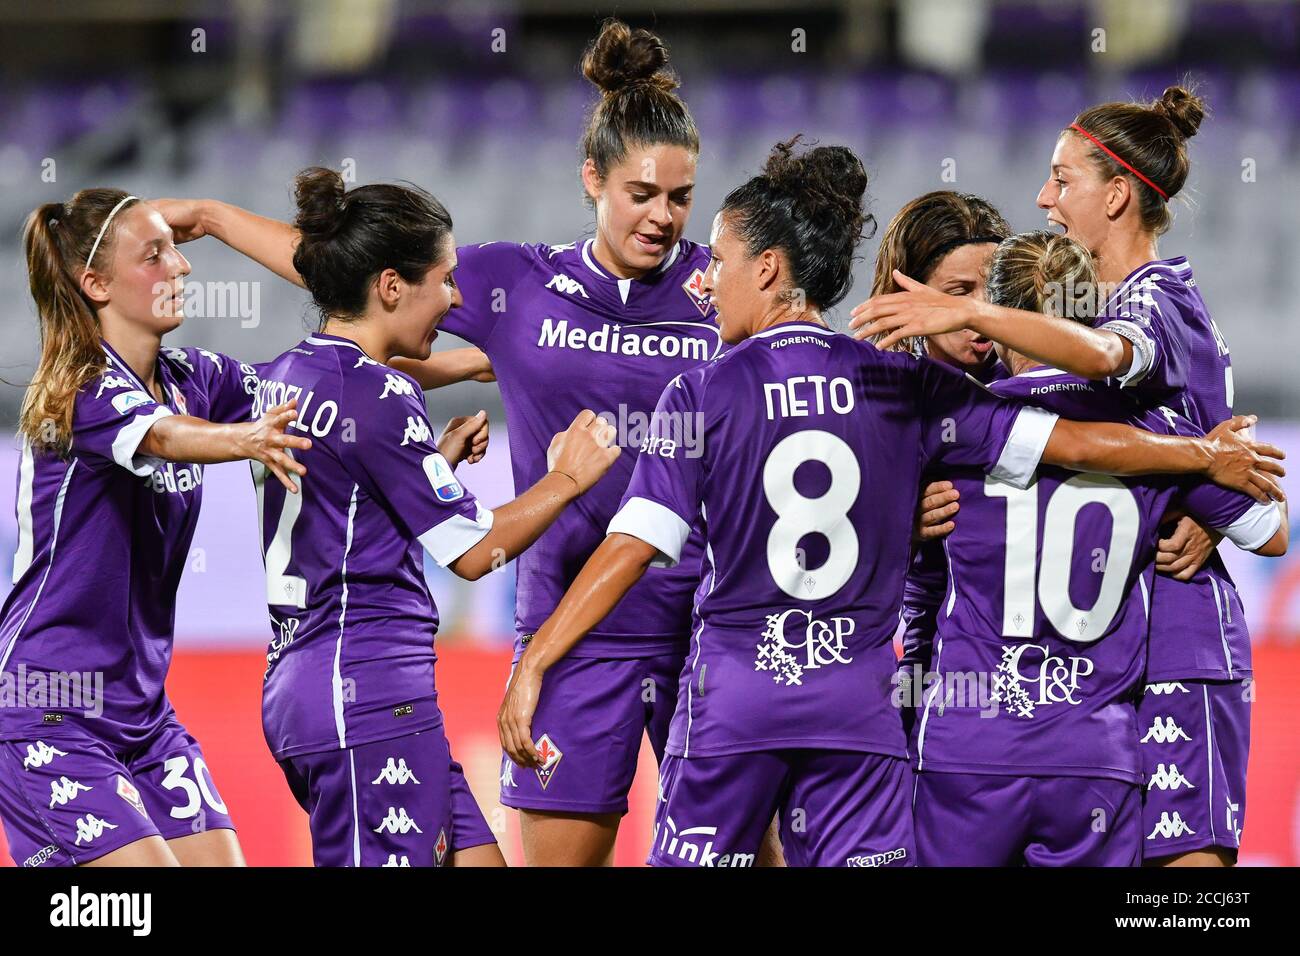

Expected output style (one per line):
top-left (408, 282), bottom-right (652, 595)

top-left (22, 844), bottom-right (59, 868)
top-left (371, 758), bottom-right (421, 786)
top-left (374, 807), bottom-right (422, 835)
top-left (682, 267), bottom-right (711, 316)
top-left (73, 814), bottom-right (119, 846)
top-left (499, 755), bottom-right (517, 789)
top-left (1147, 811), bottom-right (1196, 841)
top-left (1145, 682), bottom-right (1190, 695)
top-left (48, 776), bottom-right (92, 808)
top-left (1140, 715), bottom-right (1192, 744)
top-left (22, 741), bottom-right (68, 769)
top-left (382, 854), bottom-right (411, 867)
top-left (116, 775), bottom-right (150, 819)
top-left (435, 828), bottom-right (449, 866)
top-left (847, 848), bottom-right (908, 867)
top-left (1147, 763), bottom-right (1195, 791)
top-left (533, 734), bottom-right (563, 790)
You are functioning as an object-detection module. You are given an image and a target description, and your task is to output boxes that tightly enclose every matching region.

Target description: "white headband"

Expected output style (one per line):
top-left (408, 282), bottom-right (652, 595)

top-left (82, 195), bottom-right (138, 277)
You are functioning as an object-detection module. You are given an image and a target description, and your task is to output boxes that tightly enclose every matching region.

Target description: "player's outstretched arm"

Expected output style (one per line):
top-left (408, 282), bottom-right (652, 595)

top-left (140, 399), bottom-right (311, 492)
top-left (850, 269), bottom-right (1132, 379)
top-left (498, 531), bottom-right (659, 768)
top-left (152, 198), bottom-right (304, 289)
top-left (447, 410), bottom-right (619, 580)
top-left (391, 348), bottom-right (496, 389)
top-left (1042, 414), bottom-right (1286, 503)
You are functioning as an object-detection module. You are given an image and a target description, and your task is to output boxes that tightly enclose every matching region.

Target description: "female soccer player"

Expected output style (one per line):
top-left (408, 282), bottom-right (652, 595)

top-left (497, 139), bottom-right (1283, 867)
top-left (0, 190), bottom-right (309, 867)
top-left (910, 230), bottom-right (1286, 866)
top-left (238, 167), bottom-right (620, 867)
top-left (157, 19), bottom-right (720, 866)
top-left (853, 86), bottom-right (1258, 866)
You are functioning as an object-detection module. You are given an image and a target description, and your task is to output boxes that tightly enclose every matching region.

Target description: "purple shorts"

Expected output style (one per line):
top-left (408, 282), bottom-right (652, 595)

top-left (649, 750), bottom-right (914, 868)
top-left (914, 771), bottom-right (1141, 866)
top-left (0, 711), bottom-right (235, 867)
top-left (500, 652), bottom-right (681, 815)
top-left (279, 728), bottom-right (495, 867)
top-left (1138, 679), bottom-right (1250, 861)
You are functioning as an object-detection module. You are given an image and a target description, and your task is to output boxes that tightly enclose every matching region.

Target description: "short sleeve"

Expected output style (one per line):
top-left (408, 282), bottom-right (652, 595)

top-left (1181, 484), bottom-right (1282, 552)
top-left (191, 348), bottom-right (260, 423)
top-left (438, 242), bottom-right (527, 349)
top-left (338, 371), bottom-right (493, 566)
top-left (71, 369), bottom-right (174, 475)
top-left (607, 371), bottom-right (707, 568)
top-left (1100, 275), bottom-right (1190, 396)
top-left (917, 359), bottom-right (1058, 490)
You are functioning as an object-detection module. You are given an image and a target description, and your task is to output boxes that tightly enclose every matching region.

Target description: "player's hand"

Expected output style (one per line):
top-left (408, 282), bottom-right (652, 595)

top-left (498, 660), bottom-right (544, 768)
top-left (152, 198), bottom-right (209, 243)
top-left (1156, 516), bottom-right (1221, 582)
top-left (848, 270), bottom-right (978, 349)
top-left (240, 400), bottom-right (312, 494)
top-left (548, 410), bottom-right (620, 494)
top-left (437, 410), bottom-right (489, 466)
top-left (915, 480), bottom-right (959, 543)
top-left (1204, 415), bottom-right (1286, 504)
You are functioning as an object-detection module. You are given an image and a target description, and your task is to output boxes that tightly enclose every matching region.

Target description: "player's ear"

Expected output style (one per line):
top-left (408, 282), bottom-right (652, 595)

top-left (581, 158), bottom-right (603, 204)
top-left (375, 267), bottom-right (402, 308)
top-left (755, 248), bottom-right (782, 293)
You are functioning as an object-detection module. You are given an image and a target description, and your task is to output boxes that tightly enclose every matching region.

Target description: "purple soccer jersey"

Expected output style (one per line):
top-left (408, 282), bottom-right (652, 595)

top-left (253, 334), bottom-right (494, 760)
top-left (1099, 257), bottom-right (1249, 682)
top-left (607, 322), bottom-right (1059, 759)
top-left (913, 369), bottom-right (1280, 783)
top-left (0, 343), bottom-right (257, 750)
top-left (440, 238), bottom-right (720, 657)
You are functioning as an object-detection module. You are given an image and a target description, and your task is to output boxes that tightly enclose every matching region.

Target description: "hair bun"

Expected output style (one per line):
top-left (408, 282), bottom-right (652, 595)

top-left (1152, 85), bottom-right (1206, 140)
top-left (293, 166), bottom-right (348, 239)
top-left (1039, 233), bottom-right (1099, 319)
top-left (764, 137), bottom-right (869, 241)
top-left (581, 18), bottom-right (677, 95)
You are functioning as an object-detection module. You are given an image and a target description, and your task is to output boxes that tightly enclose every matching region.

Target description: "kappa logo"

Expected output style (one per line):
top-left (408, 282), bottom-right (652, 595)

top-left (379, 374), bottom-right (415, 400)
top-left (116, 775), bottom-right (149, 819)
top-left (400, 416), bottom-right (433, 447)
top-left (23, 741), bottom-right (68, 769)
top-left (371, 758), bottom-right (421, 786)
top-left (681, 267), bottom-right (711, 316)
top-left (1145, 682), bottom-right (1190, 696)
top-left (435, 828), bottom-right (449, 866)
top-left (499, 756), bottom-right (517, 789)
top-left (22, 844), bottom-right (59, 868)
top-left (353, 354), bottom-right (380, 369)
top-left (421, 452), bottom-right (464, 502)
top-left (1147, 811), bottom-right (1196, 841)
top-left (382, 854), bottom-right (411, 867)
top-left (197, 348), bottom-right (223, 371)
top-left (1141, 715), bottom-right (1192, 744)
top-left (847, 848), bottom-right (908, 867)
top-left (1147, 763), bottom-right (1195, 791)
top-left (163, 347), bottom-right (194, 372)
top-left (534, 734), bottom-right (563, 790)
top-left (74, 814), bottom-right (119, 846)
top-left (374, 807), bottom-right (422, 835)
top-left (95, 374), bottom-right (134, 399)
top-left (48, 776), bottom-right (93, 808)
top-left (545, 273), bottom-right (589, 298)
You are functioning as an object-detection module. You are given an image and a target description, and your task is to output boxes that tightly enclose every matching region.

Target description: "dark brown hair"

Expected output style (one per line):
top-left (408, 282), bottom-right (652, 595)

top-left (1070, 84), bottom-right (1207, 235)
top-left (579, 19), bottom-right (699, 189)
top-left (21, 190), bottom-right (139, 451)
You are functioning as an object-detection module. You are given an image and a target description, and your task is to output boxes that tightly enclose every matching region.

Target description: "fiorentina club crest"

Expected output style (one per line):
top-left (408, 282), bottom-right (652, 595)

top-left (169, 383), bottom-right (189, 416)
top-left (434, 828), bottom-right (448, 866)
top-left (681, 267), bottom-right (711, 317)
top-left (116, 775), bottom-right (149, 819)
top-left (534, 734), bottom-right (563, 790)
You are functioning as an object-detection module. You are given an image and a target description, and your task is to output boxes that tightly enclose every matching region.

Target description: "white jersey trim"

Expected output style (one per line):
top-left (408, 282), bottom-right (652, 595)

top-left (110, 406), bottom-right (174, 476)
top-left (12, 442), bottom-right (35, 583)
top-left (988, 406), bottom-right (1059, 490)
top-left (1099, 319), bottom-right (1157, 388)
top-left (1216, 500), bottom-right (1282, 552)
top-left (333, 485), bottom-right (360, 749)
top-left (752, 323), bottom-right (833, 339)
top-left (417, 502), bottom-right (494, 568)
top-left (607, 496), bottom-right (692, 568)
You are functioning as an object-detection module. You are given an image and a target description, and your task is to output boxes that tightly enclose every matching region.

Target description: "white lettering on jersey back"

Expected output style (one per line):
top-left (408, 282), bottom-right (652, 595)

top-left (401, 417), bottom-right (433, 447)
top-left (545, 273), bottom-right (589, 298)
top-left (537, 317), bottom-right (720, 363)
top-left (755, 609), bottom-right (856, 687)
top-left (374, 807), bottom-right (422, 834)
top-left (380, 374), bottom-right (415, 400)
top-left (371, 758), bottom-right (421, 785)
top-left (23, 741), bottom-right (69, 769)
top-left (48, 777), bottom-right (93, 808)
top-left (253, 379), bottom-right (339, 436)
top-left (763, 376), bottom-right (854, 420)
top-left (991, 643), bottom-right (1094, 718)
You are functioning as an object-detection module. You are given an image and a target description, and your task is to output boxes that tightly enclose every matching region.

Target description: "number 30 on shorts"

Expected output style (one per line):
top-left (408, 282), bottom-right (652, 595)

top-left (160, 755), bottom-right (229, 819)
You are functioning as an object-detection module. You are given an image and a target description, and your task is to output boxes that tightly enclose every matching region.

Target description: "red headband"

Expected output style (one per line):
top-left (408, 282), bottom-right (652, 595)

top-left (1070, 123), bottom-right (1169, 201)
